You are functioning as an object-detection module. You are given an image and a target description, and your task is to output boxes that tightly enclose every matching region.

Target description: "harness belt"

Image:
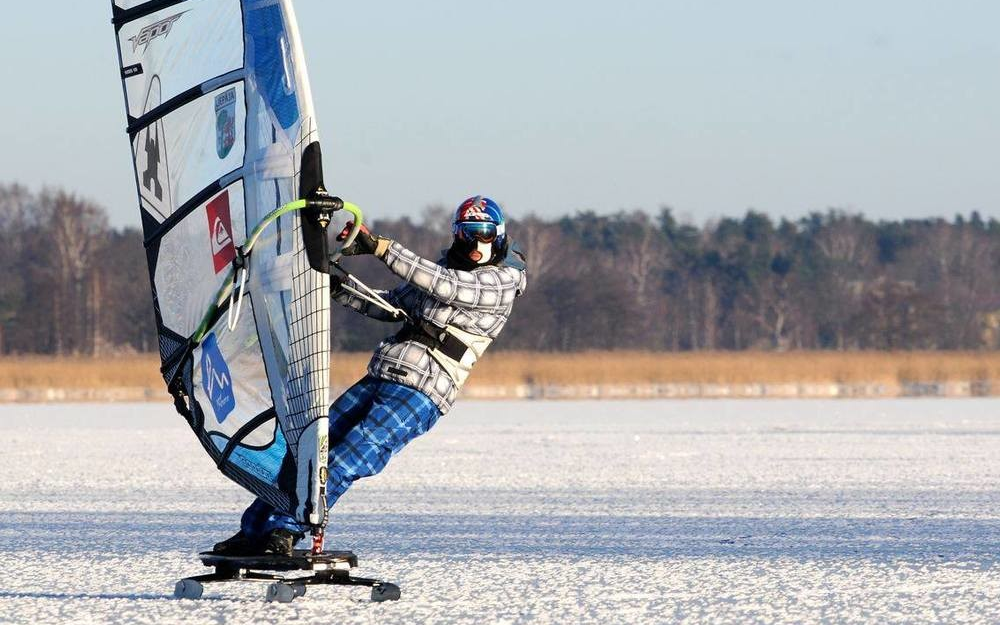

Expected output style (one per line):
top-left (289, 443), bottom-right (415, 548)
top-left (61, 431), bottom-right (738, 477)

top-left (394, 321), bottom-right (495, 388)
top-left (394, 321), bottom-right (469, 362)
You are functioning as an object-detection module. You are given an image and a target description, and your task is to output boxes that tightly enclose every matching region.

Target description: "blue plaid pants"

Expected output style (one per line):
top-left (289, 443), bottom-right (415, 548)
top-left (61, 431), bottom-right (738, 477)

top-left (240, 376), bottom-right (441, 539)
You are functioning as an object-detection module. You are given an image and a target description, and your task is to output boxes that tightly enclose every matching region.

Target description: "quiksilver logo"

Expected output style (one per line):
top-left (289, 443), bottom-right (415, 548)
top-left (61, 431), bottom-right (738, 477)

top-left (129, 12), bottom-right (187, 54)
top-left (212, 216), bottom-right (233, 255)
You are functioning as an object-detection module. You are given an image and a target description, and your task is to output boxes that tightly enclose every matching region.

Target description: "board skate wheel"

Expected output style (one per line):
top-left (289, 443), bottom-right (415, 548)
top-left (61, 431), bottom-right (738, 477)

top-left (371, 583), bottom-right (401, 602)
top-left (291, 583), bottom-right (306, 598)
top-left (266, 582), bottom-right (296, 603)
top-left (174, 579), bottom-right (203, 600)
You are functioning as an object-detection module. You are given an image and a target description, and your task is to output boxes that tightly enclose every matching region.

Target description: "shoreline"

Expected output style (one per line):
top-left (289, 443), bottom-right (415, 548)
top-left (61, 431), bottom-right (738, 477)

top-left (4, 351), bottom-right (1000, 403)
top-left (0, 380), bottom-right (995, 403)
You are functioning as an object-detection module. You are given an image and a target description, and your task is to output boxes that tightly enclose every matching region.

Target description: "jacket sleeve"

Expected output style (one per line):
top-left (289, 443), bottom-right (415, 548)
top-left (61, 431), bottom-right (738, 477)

top-left (379, 241), bottom-right (525, 310)
top-left (333, 278), bottom-right (406, 322)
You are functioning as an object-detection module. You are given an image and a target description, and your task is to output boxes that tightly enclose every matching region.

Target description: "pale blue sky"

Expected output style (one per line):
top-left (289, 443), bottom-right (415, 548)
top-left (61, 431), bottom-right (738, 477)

top-left (0, 1), bottom-right (997, 227)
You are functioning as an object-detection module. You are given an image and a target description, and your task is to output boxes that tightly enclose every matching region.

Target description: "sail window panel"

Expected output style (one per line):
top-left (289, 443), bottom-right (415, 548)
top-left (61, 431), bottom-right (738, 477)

top-left (222, 415), bottom-right (283, 452)
top-left (133, 83), bottom-right (247, 221)
top-left (193, 298), bottom-right (277, 453)
top-left (119, 0), bottom-right (244, 120)
top-left (154, 181), bottom-right (247, 338)
top-left (243, 2), bottom-right (303, 143)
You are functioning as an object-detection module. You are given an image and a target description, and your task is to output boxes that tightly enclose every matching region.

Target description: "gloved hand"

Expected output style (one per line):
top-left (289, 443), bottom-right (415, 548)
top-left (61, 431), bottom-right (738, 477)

top-left (337, 222), bottom-right (392, 257)
top-left (330, 273), bottom-right (345, 294)
top-left (328, 262), bottom-right (351, 295)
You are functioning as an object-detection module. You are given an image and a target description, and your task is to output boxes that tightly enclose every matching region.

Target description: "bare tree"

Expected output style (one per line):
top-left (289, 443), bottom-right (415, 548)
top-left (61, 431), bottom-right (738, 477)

top-left (35, 190), bottom-right (109, 355)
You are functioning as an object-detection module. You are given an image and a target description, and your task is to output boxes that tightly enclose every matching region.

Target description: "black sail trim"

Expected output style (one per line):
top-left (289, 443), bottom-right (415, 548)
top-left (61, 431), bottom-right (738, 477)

top-left (127, 70), bottom-right (244, 135)
top-left (113, 0), bottom-right (189, 28)
top-left (143, 170), bottom-right (243, 247)
top-left (217, 409), bottom-right (280, 469)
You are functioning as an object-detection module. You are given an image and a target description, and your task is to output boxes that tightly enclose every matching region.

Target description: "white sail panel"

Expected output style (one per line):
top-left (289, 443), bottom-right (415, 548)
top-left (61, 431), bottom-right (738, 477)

top-left (132, 83), bottom-right (247, 225)
top-left (117, 0), bottom-right (244, 120)
top-left (193, 297), bottom-right (273, 443)
top-left (154, 183), bottom-right (247, 336)
top-left (132, 75), bottom-right (174, 221)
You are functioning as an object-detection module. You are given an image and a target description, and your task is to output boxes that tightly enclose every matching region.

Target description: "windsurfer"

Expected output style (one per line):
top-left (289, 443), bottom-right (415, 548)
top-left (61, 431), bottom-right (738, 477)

top-left (213, 196), bottom-right (527, 555)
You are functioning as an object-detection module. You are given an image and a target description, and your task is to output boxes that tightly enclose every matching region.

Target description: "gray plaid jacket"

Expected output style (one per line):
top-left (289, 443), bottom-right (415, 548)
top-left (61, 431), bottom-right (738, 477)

top-left (334, 241), bottom-right (527, 414)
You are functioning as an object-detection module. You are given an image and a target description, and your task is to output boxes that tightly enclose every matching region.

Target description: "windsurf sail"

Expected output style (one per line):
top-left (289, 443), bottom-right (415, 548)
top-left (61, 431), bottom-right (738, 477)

top-left (111, 0), bottom-right (339, 530)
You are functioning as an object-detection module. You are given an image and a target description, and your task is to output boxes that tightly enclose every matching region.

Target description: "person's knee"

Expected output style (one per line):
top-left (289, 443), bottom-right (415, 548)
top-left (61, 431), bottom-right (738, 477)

top-left (362, 421), bottom-right (397, 446)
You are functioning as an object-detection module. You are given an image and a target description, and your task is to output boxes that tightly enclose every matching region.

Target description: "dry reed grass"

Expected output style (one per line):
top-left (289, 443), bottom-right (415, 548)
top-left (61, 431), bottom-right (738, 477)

top-left (471, 351), bottom-right (1000, 386)
top-left (0, 355), bottom-right (166, 389)
top-left (2, 351), bottom-right (1000, 390)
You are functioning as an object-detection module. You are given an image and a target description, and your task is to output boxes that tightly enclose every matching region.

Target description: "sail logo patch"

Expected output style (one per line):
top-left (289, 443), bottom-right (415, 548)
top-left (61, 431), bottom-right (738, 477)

top-left (137, 76), bottom-right (172, 222)
top-left (206, 192), bottom-right (236, 274)
top-left (215, 88), bottom-right (237, 159)
top-left (201, 333), bottom-right (235, 423)
top-left (121, 63), bottom-right (143, 79)
top-left (142, 124), bottom-right (164, 201)
top-left (129, 12), bottom-right (188, 54)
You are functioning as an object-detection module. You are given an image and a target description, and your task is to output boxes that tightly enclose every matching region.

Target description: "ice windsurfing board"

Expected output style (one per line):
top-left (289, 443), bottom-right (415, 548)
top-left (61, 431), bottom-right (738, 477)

top-left (111, 0), bottom-right (330, 528)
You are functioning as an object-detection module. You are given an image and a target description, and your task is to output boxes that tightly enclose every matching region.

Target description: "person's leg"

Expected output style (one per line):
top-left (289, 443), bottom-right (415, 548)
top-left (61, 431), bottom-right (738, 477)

top-left (237, 499), bottom-right (312, 540)
top-left (238, 499), bottom-right (278, 541)
top-left (328, 376), bottom-right (381, 443)
top-left (325, 380), bottom-right (441, 508)
top-left (238, 377), bottom-right (380, 539)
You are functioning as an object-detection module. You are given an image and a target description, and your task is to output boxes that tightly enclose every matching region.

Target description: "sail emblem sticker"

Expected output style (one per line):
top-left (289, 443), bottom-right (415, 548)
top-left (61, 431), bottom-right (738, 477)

top-left (129, 12), bottom-right (188, 54)
top-left (215, 88), bottom-right (237, 159)
top-left (201, 333), bottom-right (235, 424)
top-left (206, 191), bottom-right (236, 273)
top-left (136, 76), bottom-right (172, 222)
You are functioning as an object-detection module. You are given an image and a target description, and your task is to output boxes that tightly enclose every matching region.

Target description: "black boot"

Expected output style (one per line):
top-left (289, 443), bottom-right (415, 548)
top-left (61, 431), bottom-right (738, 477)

top-left (211, 530), bottom-right (263, 556)
top-left (262, 529), bottom-right (303, 557)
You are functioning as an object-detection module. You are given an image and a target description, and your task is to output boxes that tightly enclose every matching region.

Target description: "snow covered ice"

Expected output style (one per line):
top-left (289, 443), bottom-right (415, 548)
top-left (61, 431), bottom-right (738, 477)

top-left (2, 399), bottom-right (1000, 624)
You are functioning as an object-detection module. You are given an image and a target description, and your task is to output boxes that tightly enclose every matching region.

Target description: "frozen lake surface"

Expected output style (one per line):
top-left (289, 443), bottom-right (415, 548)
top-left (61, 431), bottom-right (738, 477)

top-left (2, 399), bottom-right (1000, 624)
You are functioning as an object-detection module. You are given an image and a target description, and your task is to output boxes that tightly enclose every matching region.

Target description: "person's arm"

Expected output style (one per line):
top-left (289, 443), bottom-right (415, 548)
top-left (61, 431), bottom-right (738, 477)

top-left (332, 276), bottom-right (406, 322)
top-left (379, 241), bottom-right (524, 309)
top-left (336, 222), bottom-right (524, 308)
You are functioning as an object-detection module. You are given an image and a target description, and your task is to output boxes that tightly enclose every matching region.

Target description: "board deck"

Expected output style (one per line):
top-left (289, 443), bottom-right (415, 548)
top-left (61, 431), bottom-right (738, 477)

top-left (176, 549), bottom-right (400, 603)
top-left (199, 549), bottom-right (358, 571)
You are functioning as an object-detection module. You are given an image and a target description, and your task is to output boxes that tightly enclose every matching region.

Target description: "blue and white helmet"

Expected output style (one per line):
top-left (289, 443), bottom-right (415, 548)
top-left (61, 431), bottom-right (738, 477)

top-left (451, 196), bottom-right (508, 265)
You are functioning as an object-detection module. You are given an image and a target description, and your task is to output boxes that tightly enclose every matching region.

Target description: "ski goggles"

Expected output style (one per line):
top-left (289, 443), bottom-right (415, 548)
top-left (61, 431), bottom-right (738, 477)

top-left (453, 221), bottom-right (499, 243)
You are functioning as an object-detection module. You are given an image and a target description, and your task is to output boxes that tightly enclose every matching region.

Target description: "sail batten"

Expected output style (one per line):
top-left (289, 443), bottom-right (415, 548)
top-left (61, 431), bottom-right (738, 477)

top-left (112, 0), bottom-right (329, 528)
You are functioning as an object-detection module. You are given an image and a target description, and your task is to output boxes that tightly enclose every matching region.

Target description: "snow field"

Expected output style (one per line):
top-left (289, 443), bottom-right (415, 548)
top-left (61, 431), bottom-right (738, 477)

top-left (1, 399), bottom-right (1000, 623)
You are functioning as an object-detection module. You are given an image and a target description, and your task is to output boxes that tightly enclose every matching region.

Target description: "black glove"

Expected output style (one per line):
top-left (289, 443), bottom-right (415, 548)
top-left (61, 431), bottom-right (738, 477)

top-left (330, 273), bottom-right (345, 294)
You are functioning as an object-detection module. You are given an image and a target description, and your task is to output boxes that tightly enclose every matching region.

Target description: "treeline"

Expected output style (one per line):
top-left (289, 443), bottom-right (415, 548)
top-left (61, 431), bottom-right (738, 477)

top-left (0, 185), bottom-right (152, 355)
top-left (348, 206), bottom-right (1000, 352)
top-left (3, 182), bottom-right (1000, 355)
